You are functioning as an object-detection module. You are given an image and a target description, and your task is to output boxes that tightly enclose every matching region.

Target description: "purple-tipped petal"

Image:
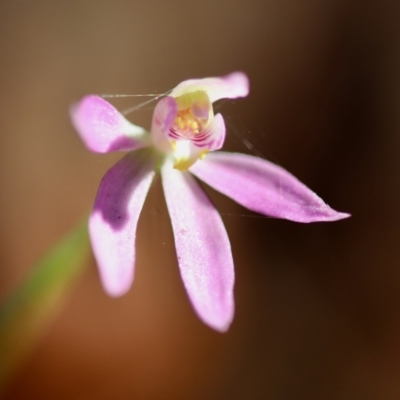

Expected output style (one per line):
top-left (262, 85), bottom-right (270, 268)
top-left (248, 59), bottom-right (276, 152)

top-left (71, 95), bottom-right (150, 153)
top-left (190, 152), bottom-right (350, 223)
top-left (170, 72), bottom-right (249, 103)
top-left (89, 150), bottom-right (155, 296)
top-left (161, 162), bottom-right (235, 331)
top-left (192, 113), bottom-right (226, 151)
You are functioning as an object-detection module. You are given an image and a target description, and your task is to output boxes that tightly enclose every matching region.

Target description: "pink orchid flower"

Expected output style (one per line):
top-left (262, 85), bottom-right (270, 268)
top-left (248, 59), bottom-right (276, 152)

top-left (71, 72), bottom-right (349, 332)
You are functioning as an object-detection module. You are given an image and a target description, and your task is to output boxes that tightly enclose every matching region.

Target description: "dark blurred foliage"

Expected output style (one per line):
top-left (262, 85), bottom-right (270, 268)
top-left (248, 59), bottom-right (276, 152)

top-left (1, 0), bottom-right (400, 399)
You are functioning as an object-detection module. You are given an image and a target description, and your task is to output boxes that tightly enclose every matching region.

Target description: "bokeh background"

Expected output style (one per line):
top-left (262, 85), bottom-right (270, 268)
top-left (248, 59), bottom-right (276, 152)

top-left (1, 0), bottom-right (400, 399)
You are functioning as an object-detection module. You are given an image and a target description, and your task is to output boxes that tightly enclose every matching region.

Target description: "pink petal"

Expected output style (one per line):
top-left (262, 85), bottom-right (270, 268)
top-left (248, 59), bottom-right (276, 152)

top-left (192, 113), bottom-right (226, 151)
top-left (170, 72), bottom-right (249, 103)
top-left (190, 152), bottom-right (350, 223)
top-left (161, 163), bottom-right (235, 332)
top-left (71, 95), bottom-right (150, 153)
top-left (150, 96), bottom-right (177, 152)
top-left (89, 150), bottom-right (155, 296)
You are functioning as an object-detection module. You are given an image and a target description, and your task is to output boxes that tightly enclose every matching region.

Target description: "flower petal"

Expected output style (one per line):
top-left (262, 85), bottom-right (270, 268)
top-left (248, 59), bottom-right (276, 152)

top-left (170, 72), bottom-right (249, 103)
top-left (161, 162), bottom-right (235, 331)
top-left (192, 113), bottom-right (226, 151)
top-left (89, 150), bottom-right (156, 296)
top-left (71, 95), bottom-right (150, 153)
top-left (190, 152), bottom-right (350, 222)
top-left (150, 96), bottom-right (177, 153)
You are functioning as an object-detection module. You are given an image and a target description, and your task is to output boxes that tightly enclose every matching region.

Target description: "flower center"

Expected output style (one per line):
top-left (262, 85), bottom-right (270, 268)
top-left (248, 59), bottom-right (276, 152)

top-left (172, 109), bottom-right (202, 137)
top-left (171, 90), bottom-right (212, 139)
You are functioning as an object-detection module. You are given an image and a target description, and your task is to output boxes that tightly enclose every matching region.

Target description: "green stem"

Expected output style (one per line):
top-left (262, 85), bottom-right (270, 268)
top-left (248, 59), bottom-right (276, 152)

top-left (0, 218), bottom-right (90, 389)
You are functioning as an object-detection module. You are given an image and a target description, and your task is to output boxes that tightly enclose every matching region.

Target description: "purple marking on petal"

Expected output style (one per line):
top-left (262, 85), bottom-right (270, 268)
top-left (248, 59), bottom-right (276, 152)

top-left (167, 128), bottom-right (181, 140)
top-left (170, 72), bottom-right (250, 103)
top-left (71, 95), bottom-right (149, 153)
top-left (190, 152), bottom-right (351, 223)
top-left (89, 150), bottom-right (155, 297)
top-left (151, 96), bottom-right (178, 152)
top-left (105, 136), bottom-right (144, 153)
top-left (192, 113), bottom-right (226, 151)
top-left (161, 163), bottom-right (235, 332)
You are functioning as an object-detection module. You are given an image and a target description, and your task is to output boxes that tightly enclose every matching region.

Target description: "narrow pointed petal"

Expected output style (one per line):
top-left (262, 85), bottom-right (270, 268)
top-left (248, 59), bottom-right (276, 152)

top-left (192, 113), bottom-right (226, 151)
top-left (89, 150), bottom-right (155, 296)
top-left (71, 95), bottom-right (150, 153)
top-left (170, 72), bottom-right (249, 103)
top-left (190, 152), bottom-right (350, 223)
top-left (161, 163), bottom-right (235, 331)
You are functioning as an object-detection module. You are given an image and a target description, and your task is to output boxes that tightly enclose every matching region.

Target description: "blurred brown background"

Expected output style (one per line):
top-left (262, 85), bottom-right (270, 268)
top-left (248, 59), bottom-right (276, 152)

top-left (1, 0), bottom-right (400, 399)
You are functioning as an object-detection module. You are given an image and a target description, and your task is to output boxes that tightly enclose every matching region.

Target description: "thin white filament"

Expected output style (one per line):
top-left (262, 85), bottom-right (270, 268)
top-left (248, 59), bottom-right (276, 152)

top-left (219, 213), bottom-right (272, 219)
top-left (101, 94), bottom-right (163, 98)
top-left (121, 91), bottom-right (172, 116)
top-left (225, 117), bottom-right (266, 159)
